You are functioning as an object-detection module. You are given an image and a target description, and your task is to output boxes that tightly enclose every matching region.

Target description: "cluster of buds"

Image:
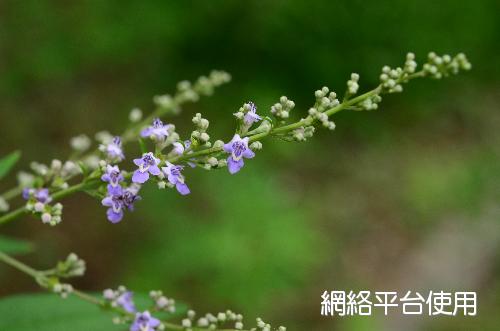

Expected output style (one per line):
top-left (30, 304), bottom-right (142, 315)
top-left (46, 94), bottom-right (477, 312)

top-left (359, 94), bottom-right (382, 111)
top-left (149, 290), bottom-right (176, 313)
top-left (346, 73), bottom-right (360, 95)
top-left (308, 107), bottom-right (336, 130)
top-left (292, 126), bottom-right (316, 142)
top-left (314, 86), bottom-right (339, 111)
top-left (254, 318), bottom-right (286, 331)
top-left (153, 94), bottom-right (177, 114)
top-left (54, 253), bottom-right (86, 278)
top-left (52, 282), bottom-right (73, 299)
top-left (174, 71), bottom-right (231, 106)
top-left (404, 52), bottom-right (417, 74)
top-left (423, 52), bottom-right (471, 79)
top-left (379, 65), bottom-right (404, 93)
top-left (193, 70), bottom-right (232, 96)
top-left (30, 159), bottom-right (80, 184)
top-left (191, 113), bottom-right (211, 145)
top-left (24, 188), bottom-right (63, 226)
top-left (271, 96), bottom-right (295, 119)
top-left (183, 309), bottom-right (244, 330)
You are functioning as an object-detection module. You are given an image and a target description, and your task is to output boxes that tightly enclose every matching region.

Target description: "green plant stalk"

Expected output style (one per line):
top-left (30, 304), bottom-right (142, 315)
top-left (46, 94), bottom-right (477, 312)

top-left (0, 250), bottom-right (250, 331)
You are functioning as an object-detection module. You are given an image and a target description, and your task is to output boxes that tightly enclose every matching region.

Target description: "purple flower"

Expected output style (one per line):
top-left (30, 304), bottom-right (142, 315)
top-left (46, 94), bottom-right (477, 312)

top-left (101, 165), bottom-right (124, 195)
top-left (132, 152), bottom-right (161, 184)
top-left (243, 102), bottom-right (261, 126)
top-left (106, 136), bottom-right (125, 161)
top-left (130, 311), bottom-right (160, 331)
top-left (101, 187), bottom-right (141, 223)
top-left (23, 188), bottom-right (52, 203)
top-left (171, 142), bottom-right (184, 155)
top-left (223, 134), bottom-right (255, 174)
top-left (141, 118), bottom-right (170, 141)
top-left (162, 162), bottom-right (190, 195)
top-left (116, 291), bottom-right (136, 313)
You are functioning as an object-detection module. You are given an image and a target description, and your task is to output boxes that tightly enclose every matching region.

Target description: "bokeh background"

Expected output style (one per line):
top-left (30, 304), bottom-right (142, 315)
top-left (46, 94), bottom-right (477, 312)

top-left (1, 1), bottom-right (500, 330)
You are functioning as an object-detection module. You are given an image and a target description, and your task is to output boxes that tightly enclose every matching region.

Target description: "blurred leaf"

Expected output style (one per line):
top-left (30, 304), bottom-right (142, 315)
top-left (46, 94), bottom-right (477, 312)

top-left (0, 150), bottom-right (21, 180)
top-left (0, 293), bottom-right (121, 331)
top-left (0, 235), bottom-right (33, 255)
top-left (0, 292), bottom-right (186, 331)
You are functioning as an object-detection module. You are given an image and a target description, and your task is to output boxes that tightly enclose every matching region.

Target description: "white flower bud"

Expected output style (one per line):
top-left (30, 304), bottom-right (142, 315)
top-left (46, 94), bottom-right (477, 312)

top-left (197, 318), bottom-right (209, 327)
top-left (129, 108), bottom-right (143, 122)
top-left (213, 140), bottom-right (224, 148)
top-left (0, 197), bottom-right (9, 212)
top-left (182, 318), bottom-right (192, 328)
top-left (51, 159), bottom-right (62, 171)
top-left (70, 135), bottom-right (91, 152)
top-left (34, 202), bottom-right (45, 212)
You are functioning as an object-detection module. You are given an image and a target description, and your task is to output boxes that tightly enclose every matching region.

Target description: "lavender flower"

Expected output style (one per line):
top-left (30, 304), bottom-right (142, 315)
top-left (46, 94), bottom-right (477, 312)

top-left (132, 152), bottom-right (161, 184)
top-left (130, 311), bottom-right (160, 331)
top-left (141, 118), bottom-right (170, 141)
top-left (23, 188), bottom-right (52, 203)
top-left (243, 102), bottom-right (261, 126)
top-left (116, 291), bottom-right (136, 313)
top-left (101, 187), bottom-right (141, 223)
top-left (162, 162), bottom-right (190, 195)
top-left (102, 136), bottom-right (125, 162)
top-left (171, 142), bottom-right (184, 155)
top-left (101, 165), bottom-right (124, 195)
top-left (223, 134), bottom-right (255, 174)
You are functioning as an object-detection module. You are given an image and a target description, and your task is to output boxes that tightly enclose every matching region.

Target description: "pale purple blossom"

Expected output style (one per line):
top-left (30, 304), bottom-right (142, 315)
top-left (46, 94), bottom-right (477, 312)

top-left (101, 165), bottom-right (124, 195)
top-left (105, 136), bottom-right (125, 161)
top-left (22, 188), bottom-right (52, 203)
top-left (101, 187), bottom-right (141, 223)
top-left (162, 162), bottom-right (190, 195)
top-left (132, 152), bottom-right (161, 184)
top-left (116, 291), bottom-right (136, 313)
top-left (141, 118), bottom-right (170, 141)
top-left (171, 142), bottom-right (184, 155)
top-left (223, 134), bottom-right (255, 174)
top-left (130, 311), bottom-right (160, 331)
top-left (243, 102), bottom-right (261, 126)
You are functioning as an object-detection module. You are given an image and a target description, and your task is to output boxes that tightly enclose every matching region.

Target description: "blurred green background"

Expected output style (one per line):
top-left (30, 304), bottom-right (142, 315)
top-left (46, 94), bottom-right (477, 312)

top-left (1, 1), bottom-right (500, 330)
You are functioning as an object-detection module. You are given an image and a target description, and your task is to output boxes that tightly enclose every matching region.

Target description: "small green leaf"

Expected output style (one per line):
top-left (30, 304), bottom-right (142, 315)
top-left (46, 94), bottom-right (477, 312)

top-left (0, 150), bottom-right (21, 180)
top-left (0, 235), bottom-right (33, 255)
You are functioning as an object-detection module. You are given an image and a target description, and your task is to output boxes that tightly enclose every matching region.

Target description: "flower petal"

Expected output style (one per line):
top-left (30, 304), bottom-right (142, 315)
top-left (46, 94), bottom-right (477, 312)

top-left (176, 182), bottom-right (190, 195)
top-left (132, 170), bottom-right (149, 184)
top-left (243, 148), bottom-right (255, 159)
top-left (227, 157), bottom-right (244, 174)
top-left (107, 208), bottom-right (123, 223)
top-left (149, 165), bottom-right (161, 176)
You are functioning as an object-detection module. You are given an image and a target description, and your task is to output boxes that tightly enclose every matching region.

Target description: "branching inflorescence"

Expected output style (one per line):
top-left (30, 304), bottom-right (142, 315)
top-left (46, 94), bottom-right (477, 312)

top-left (0, 52), bottom-right (471, 330)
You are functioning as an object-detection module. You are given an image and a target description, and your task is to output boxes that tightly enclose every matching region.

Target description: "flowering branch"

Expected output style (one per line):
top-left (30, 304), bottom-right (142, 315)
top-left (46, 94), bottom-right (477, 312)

top-left (0, 250), bottom-right (282, 331)
top-left (0, 52), bottom-right (471, 330)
